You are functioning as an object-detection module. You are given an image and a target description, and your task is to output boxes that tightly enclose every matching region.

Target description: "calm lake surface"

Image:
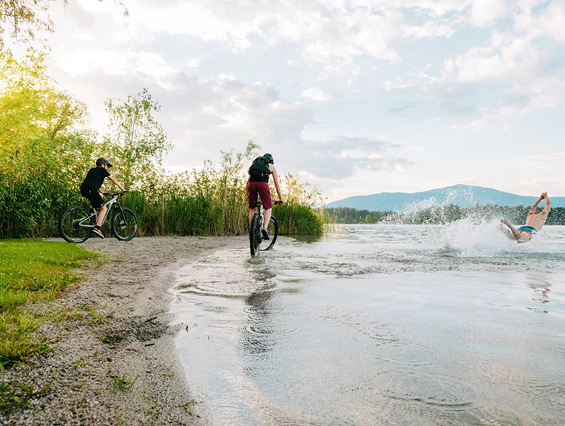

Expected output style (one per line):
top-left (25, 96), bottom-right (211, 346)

top-left (171, 223), bottom-right (565, 425)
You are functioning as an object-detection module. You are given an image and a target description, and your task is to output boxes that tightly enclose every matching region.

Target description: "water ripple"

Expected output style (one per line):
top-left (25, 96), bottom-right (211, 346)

top-left (377, 373), bottom-right (476, 407)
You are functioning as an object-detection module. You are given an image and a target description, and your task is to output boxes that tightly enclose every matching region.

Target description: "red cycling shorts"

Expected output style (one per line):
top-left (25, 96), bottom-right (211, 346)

top-left (247, 181), bottom-right (272, 209)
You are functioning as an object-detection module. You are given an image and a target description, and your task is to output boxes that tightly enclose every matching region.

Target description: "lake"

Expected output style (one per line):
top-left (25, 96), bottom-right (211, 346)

top-left (171, 222), bottom-right (565, 425)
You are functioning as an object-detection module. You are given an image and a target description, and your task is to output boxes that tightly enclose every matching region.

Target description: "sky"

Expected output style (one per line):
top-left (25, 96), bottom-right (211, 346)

top-left (17, 0), bottom-right (565, 202)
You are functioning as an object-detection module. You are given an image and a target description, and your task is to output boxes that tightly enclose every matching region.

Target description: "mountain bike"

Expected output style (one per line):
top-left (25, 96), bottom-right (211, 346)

top-left (59, 192), bottom-right (138, 243)
top-left (249, 199), bottom-right (281, 256)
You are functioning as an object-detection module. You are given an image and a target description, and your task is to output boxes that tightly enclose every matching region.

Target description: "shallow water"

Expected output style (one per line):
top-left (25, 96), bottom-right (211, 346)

top-left (171, 223), bottom-right (565, 425)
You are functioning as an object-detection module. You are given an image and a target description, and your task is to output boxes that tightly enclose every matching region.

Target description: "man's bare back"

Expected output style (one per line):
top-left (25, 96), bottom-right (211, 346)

top-left (500, 192), bottom-right (551, 243)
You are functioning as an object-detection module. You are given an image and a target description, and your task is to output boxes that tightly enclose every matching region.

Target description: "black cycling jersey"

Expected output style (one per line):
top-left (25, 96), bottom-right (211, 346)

top-left (80, 167), bottom-right (110, 191)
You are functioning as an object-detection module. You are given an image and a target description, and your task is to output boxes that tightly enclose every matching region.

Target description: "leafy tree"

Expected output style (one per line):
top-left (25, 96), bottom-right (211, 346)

top-left (0, 1), bottom-right (130, 54)
top-left (0, 0), bottom-right (63, 53)
top-left (0, 52), bottom-right (95, 237)
top-left (102, 88), bottom-right (172, 190)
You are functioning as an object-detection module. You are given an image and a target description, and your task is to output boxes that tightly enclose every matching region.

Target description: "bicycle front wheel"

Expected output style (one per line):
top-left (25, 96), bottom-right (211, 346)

top-left (111, 208), bottom-right (138, 241)
top-left (249, 213), bottom-right (261, 256)
top-left (260, 216), bottom-right (278, 251)
top-left (59, 206), bottom-right (94, 243)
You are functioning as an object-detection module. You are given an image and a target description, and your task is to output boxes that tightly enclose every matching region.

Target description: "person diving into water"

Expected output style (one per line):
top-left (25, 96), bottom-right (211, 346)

top-left (500, 192), bottom-right (551, 243)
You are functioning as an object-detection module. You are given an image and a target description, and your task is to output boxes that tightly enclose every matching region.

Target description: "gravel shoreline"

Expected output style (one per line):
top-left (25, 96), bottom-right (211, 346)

top-left (1, 235), bottom-right (246, 426)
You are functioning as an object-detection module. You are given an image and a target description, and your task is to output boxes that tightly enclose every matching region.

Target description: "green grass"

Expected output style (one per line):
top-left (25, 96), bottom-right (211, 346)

top-left (0, 380), bottom-right (51, 415)
top-left (111, 373), bottom-right (138, 392)
top-left (0, 239), bottom-right (97, 366)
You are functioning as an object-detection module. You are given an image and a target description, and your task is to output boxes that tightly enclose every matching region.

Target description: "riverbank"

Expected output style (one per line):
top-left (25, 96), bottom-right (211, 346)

top-left (1, 235), bottom-right (246, 425)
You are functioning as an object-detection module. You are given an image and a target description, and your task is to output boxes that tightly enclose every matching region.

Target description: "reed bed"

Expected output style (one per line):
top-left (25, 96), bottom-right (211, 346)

top-left (0, 147), bottom-right (323, 239)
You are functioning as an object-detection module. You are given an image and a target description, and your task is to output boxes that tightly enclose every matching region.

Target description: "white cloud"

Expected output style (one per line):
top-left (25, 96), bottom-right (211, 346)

top-left (470, 0), bottom-right (511, 27)
top-left (74, 0), bottom-right (484, 69)
top-left (445, 32), bottom-right (542, 83)
top-left (514, 0), bottom-right (565, 43)
top-left (35, 0), bottom-right (565, 199)
top-left (512, 152), bottom-right (565, 167)
top-left (382, 77), bottom-right (417, 92)
top-left (403, 20), bottom-right (455, 39)
top-left (135, 52), bottom-right (178, 83)
top-left (291, 136), bottom-right (413, 180)
top-left (515, 176), bottom-right (565, 195)
top-left (380, 0), bottom-right (472, 17)
top-left (54, 48), bottom-right (132, 76)
top-left (185, 59), bottom-right (200, 68)
top-left (421, 1), bottom-right (565, 129)
top-left (301, 88), bottom-right (332, 101)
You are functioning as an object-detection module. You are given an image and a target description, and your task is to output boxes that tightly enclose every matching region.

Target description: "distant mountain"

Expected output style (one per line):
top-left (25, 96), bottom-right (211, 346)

top-left (327, 185), bottom-right (565, 212)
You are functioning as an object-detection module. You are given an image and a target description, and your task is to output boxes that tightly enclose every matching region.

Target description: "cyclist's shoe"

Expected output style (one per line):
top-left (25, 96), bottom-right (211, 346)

top-left (92, 227), bottom-right (105, 239)
top-left (261, 227), bottom-right (270, 240)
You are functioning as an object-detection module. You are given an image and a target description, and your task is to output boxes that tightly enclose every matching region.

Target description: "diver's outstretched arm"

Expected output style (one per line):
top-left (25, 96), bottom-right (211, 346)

top-left (500, 219), bottom-right (520, 240)
top-left (541, 193), bottom-right (551, 215)
top-left (528, 194), bottom-right (544, 215)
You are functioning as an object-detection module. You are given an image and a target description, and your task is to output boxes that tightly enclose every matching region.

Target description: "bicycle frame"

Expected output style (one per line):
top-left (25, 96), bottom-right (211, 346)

top-left (255, 200), bottom-right (266, 228)
top-left (76, 193), bottom-right (123, 229)
top-left (254, 197), bottom-right (281, 228)
top-left (60, 192), bottom-right (137, 243)
top-left (249, 197), bottom-right (280, 256)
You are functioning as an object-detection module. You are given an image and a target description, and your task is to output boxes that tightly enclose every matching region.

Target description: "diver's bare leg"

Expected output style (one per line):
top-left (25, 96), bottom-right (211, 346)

top-left (500, 219), bottom-right (521, 240)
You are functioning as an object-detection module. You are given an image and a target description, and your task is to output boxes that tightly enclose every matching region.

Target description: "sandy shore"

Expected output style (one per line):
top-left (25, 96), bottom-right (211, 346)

top-left (1, 235), bottom-right (246, 426)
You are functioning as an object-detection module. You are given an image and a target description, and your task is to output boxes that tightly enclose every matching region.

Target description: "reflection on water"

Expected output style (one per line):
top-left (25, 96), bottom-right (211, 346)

top-left (172, 224), bottom-right (565, 425)
top-left (287, 233), bottom-right (324, 244)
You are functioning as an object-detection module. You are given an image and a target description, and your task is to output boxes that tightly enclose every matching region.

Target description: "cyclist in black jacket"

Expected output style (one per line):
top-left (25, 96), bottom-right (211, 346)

top-left (80, 158), bottom-right (126, 239)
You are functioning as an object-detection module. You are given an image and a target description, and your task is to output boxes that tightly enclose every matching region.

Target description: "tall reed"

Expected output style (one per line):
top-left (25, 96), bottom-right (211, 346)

top-left (274, 203), bottom-right (323, 235)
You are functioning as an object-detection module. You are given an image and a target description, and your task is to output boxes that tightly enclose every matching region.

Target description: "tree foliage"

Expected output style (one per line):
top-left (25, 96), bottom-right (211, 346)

top-left (281, 173), bottom-right (324, 208)
top-left (102, 88), bottom-right (172, 190)
top-left (0, 0), bottom-right (64, 53)
top-left (323, 207), bottom-right (394, 224)
top-left (0, 52), bottom-right (96, 237)
top-left (0, 0), bottom-right (130, 54)
top-left (0, 58), bottom-right (323, 239)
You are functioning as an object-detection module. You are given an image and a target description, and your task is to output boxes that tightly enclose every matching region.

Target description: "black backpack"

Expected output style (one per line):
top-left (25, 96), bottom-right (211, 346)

top-left (248, 156), bottom-right (270, 180)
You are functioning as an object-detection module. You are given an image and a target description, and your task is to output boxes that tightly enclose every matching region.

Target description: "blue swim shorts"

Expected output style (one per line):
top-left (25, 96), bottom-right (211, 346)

top-left (518, 225), bottom-right (537, 235)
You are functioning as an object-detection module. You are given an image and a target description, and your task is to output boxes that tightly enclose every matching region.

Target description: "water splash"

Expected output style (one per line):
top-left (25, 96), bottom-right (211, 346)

top-left (382, 185), bottom-right (520, 226)
top-left (374, 187), bottom-right (528, 257)
top-left (438, 216), bottom-right (513, 257)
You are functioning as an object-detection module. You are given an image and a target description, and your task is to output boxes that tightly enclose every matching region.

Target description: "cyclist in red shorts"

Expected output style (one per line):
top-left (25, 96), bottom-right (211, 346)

top-left (246, 153), bottom-right (283, 240)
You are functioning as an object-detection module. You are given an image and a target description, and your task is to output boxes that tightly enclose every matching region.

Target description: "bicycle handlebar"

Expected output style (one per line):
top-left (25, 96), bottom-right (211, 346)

top-left (102, 192), bottom-right (126, 197)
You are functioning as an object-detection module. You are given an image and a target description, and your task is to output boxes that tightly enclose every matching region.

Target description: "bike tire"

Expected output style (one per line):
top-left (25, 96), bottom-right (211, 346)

top-left (111, 208), bottom-right (138, 241)
top-left (249, 213), bottom-right (261, 256)
top-left (260, 216), bottom-right (278, 251)
top-left (59, 206), bottom-right (93, 243)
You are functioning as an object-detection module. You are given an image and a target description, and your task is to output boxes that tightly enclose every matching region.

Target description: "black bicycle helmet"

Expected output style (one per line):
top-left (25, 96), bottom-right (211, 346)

top-left (96, 157), bottom-right (113, 167)
top-left (263, 153), bottom-right (274, 164)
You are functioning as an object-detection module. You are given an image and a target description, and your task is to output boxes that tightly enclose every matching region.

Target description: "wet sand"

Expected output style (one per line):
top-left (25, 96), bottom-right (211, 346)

top-left (0, 235), bottom-right (246, 426)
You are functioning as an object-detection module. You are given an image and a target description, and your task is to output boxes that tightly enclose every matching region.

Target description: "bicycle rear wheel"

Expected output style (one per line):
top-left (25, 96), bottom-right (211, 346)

top-left (260, 216), bottom-right (278, 251)
top-left (111, 208), bottom-right (138, 241)
top-left (249, 213), bottom-right (261, 256)
top-left (59, 206), bottom-right (93, 243)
